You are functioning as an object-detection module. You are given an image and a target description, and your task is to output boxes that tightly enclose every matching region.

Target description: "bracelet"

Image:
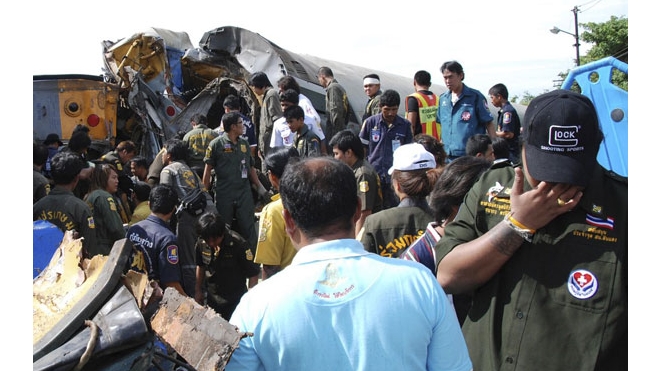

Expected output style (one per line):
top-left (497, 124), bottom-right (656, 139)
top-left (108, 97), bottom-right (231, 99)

top-left (506, 212), bottom-right (536, 233)
top-left (504, 212), bottom-right (535, 242)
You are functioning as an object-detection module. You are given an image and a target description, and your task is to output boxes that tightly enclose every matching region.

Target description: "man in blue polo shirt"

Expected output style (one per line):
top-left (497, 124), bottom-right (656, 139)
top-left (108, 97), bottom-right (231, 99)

top-left (359, 89), bottom-right (413, 209)
top-left (437, 60), bottom-right (495, 162)
top-left (126, 184), bottom-right (187, 296)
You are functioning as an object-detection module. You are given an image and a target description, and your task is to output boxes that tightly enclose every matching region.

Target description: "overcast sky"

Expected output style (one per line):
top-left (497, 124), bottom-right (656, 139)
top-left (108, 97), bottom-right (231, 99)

top-left (29, 0), bottom-right (627, 99)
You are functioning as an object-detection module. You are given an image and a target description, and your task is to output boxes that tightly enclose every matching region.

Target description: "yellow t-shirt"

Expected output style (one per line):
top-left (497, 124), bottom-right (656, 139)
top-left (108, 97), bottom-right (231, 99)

top-left (254, 195), bottom-right (297, 268)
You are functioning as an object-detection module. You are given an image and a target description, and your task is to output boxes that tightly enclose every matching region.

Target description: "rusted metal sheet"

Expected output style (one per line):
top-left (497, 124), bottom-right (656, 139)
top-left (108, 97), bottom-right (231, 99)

top-left (151, 288), bottom-right (248, 371)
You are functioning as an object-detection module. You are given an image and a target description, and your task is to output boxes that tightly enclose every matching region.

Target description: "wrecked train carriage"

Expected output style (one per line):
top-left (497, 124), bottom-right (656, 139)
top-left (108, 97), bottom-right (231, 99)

top-left (100, 28), bottom-right (258, 160)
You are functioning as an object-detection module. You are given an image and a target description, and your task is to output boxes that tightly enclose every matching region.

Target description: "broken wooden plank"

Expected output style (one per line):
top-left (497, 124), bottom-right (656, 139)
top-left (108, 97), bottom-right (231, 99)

top-left (151, 288), bottom-right (248, 371)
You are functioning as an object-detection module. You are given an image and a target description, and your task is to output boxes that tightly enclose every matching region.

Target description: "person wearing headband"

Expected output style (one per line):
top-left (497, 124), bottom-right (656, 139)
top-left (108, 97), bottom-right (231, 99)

top-left (362, 73), bottom-right (382, 123)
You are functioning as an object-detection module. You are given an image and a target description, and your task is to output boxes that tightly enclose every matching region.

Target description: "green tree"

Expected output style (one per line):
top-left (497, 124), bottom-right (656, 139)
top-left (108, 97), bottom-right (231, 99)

top-left (580, 16), bottom-right (628, 91)
top-left (557, 16), bottom-right (628, 91)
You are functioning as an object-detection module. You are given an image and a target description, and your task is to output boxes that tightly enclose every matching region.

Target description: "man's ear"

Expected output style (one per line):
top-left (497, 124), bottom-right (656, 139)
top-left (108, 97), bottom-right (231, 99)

top-left (282, 208), bottom-right (302, 249)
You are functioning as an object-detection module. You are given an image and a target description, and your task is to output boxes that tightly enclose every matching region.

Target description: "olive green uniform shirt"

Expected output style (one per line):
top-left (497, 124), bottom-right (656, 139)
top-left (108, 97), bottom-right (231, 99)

top-left (85, 189), bottom-right (126, 256)
top-left (360, 197), bottom-right (433, 258)
top-left (33, 186), bottom-right (97, 256)
top-left (436, 165), bottom-right (627, 371)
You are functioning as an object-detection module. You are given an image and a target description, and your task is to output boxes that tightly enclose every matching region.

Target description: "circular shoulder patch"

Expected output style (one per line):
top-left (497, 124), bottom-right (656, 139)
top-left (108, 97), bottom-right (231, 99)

top-left (567, 269), bottom-right (598, 300)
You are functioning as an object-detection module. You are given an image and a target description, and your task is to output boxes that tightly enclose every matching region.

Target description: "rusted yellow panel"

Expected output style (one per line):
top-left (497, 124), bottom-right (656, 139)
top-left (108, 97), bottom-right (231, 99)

top-left (56, 79), bottom-right (118, 141)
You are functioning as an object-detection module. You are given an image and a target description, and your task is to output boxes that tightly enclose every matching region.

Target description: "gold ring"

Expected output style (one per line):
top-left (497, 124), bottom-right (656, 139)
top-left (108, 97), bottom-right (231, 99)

top-left (557, 198), bottom-right (566, 206)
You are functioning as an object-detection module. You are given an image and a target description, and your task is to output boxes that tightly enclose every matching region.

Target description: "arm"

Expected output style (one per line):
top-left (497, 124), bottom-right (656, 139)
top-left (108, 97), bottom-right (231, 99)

top-left (406, 111), bottom-right (419, 134)
top-left (437, 167), bottom-right (583, 294)
top-left (327, 86), bottom-right (347, 128)
top-left (195, 265), bottom-right (206, 305)
top-left (202, 164), bottom-right (213, 191)
top-left (485, 120), bottom-right (496, 138)
top-left (261, 265), bottom-right (281, 280)
top-left (355, 209), bottom-right (372, 238)
top-left (495, 129), bottom-right (515, 139)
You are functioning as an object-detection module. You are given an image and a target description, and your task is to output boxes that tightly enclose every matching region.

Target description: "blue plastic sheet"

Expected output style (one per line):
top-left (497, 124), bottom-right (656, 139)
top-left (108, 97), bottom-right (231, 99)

top-left (561, 56), bottom-right (628, 177)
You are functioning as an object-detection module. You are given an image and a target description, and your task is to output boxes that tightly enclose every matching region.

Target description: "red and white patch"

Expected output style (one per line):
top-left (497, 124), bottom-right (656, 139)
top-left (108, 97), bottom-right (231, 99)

top-left (461, 111), bottom-right (471, 121)
top-left (567, 269), bottom-right (598, 300)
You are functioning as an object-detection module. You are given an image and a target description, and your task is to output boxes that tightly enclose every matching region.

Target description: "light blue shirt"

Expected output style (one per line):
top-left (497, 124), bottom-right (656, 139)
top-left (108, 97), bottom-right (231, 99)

top-left (437, 84), bottom-right (494, 158)
top-left (226, 239), bottom-right (472, 371)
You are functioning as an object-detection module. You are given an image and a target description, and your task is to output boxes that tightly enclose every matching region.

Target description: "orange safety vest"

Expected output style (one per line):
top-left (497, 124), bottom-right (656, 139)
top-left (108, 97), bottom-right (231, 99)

top-left (407, 92), bottom-right (440, 141)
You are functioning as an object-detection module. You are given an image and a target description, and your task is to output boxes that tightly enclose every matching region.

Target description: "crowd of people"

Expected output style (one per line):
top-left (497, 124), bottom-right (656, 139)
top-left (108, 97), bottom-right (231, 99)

top-left (34, 61), bottom-right (627, 370)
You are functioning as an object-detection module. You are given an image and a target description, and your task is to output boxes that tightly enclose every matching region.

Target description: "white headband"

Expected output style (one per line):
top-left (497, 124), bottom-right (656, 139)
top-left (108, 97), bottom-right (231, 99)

top-left (363, 77), bottom-right (380, 85)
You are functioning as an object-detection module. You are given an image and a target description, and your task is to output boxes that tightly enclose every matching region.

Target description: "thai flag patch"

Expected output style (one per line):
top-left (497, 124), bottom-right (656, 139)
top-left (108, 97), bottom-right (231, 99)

top-left (586, 214), bottom-right (614, 230)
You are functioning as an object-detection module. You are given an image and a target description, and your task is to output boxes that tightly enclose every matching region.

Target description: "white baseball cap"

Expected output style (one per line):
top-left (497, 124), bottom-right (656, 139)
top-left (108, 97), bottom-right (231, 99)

top-left (388, 143), bottom-right (436, 175)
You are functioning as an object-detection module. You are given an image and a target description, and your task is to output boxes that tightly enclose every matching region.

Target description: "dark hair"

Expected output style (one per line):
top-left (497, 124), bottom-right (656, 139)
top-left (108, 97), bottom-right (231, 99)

top-left (191, 113), bottom-right (208, 126)
top-left (163, 138), bottom-right (189, 162)
top-left (265, 146), bottom-right (300, 179)
top-left (116, 140), bottom-right (137, 154)
top-left (149, 184), bottom-right (178, 214)
top-left (72, 124), bottom-right (90, 135)
top-left (133, 181), bottom-right (152, 202)
top-left (391, 168), bottom-right (441, 199)
top-left (68, 131), bottom-right (92, 153)
top-left (88, 163), bottom-right (118, 192)
top-left (130, 155), bottom-right (149, 169)
top-left (488, 83), bottom-right (509, 100)
top-left (363, 73), bottom-right (380, 81)
top-left (328, 129), bottom-right (364, 160)
top-left (414, 70), bottom-right (432, 86)
top-left (318, 67), bottom-right (334, 78)
top-left (222, 111), bottom-right (242, 132)
top-left (279, 89), bottom-right (299, 105)
top-left (248, 71), bottom-right (272, 89)
top-left (440, 61), bottom-right (464, 81)
top-left (415, 134), bottom-right (446, 166)
top-left (50, 151), bottom-right (84, 185)
top-left (280, 157), bottom-right (357, 237)
top-left (466, 134), bottom-right (492, 157)
top-left (379, 89), bottom-right (400, 107)
top-left (34, 143), bottom-right (49, 166)
top-left (491, 136), bottom-right (510, 160)
top-left (429, 156), bottom-right (491, 222)
top-left (283, 105), bottom-right (305, 122)
top-left (277, 75), bottom-right (301, 94)
top-left (223, 94), bottom-right (241, 110)
top-left (196, 212), bottom-right (227, 240)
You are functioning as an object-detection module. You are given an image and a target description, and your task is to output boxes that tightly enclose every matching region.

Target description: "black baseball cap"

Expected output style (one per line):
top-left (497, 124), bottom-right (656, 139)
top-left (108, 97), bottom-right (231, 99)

top-left (522, 90), bottom-right (603, 187)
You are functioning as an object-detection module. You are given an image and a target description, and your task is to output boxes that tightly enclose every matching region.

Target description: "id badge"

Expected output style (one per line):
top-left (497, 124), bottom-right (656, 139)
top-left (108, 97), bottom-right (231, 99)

top-left (241, 159), bottom-right (248, 178)
top-left (392, 139), bottom-right (401, 152)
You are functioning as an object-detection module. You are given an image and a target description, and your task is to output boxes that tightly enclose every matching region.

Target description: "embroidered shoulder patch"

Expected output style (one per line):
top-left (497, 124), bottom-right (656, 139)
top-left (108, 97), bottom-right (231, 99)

top-left (167, 245), bottom-right (179, 264)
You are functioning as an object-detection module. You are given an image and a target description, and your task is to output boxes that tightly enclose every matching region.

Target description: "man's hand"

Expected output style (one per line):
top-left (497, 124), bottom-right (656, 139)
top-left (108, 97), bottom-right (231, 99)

top-left (509, 167), bottom-right (583, 231)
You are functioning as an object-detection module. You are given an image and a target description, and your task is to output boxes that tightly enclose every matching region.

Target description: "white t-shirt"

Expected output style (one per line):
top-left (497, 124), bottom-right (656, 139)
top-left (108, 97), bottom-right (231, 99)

top-left (271, 114), bottom-right (325, 148)
top-left (299, 94), bottom-right (321, 126)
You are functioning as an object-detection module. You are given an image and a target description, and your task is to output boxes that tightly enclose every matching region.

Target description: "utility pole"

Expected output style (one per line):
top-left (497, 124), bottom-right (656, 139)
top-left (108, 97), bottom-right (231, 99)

top-left (572, 5), bottom-right (580, 66)
top-left (550, 5), bottom-right (581, 66)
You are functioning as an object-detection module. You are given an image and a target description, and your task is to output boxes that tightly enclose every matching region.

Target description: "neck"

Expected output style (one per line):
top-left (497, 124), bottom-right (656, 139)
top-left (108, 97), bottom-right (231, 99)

top-left (228, 132), bottom-right (240, 142)
top-left (153, 212), bottom-right (172, 223)
top-left (451, 83), bottom-right (464, 95)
